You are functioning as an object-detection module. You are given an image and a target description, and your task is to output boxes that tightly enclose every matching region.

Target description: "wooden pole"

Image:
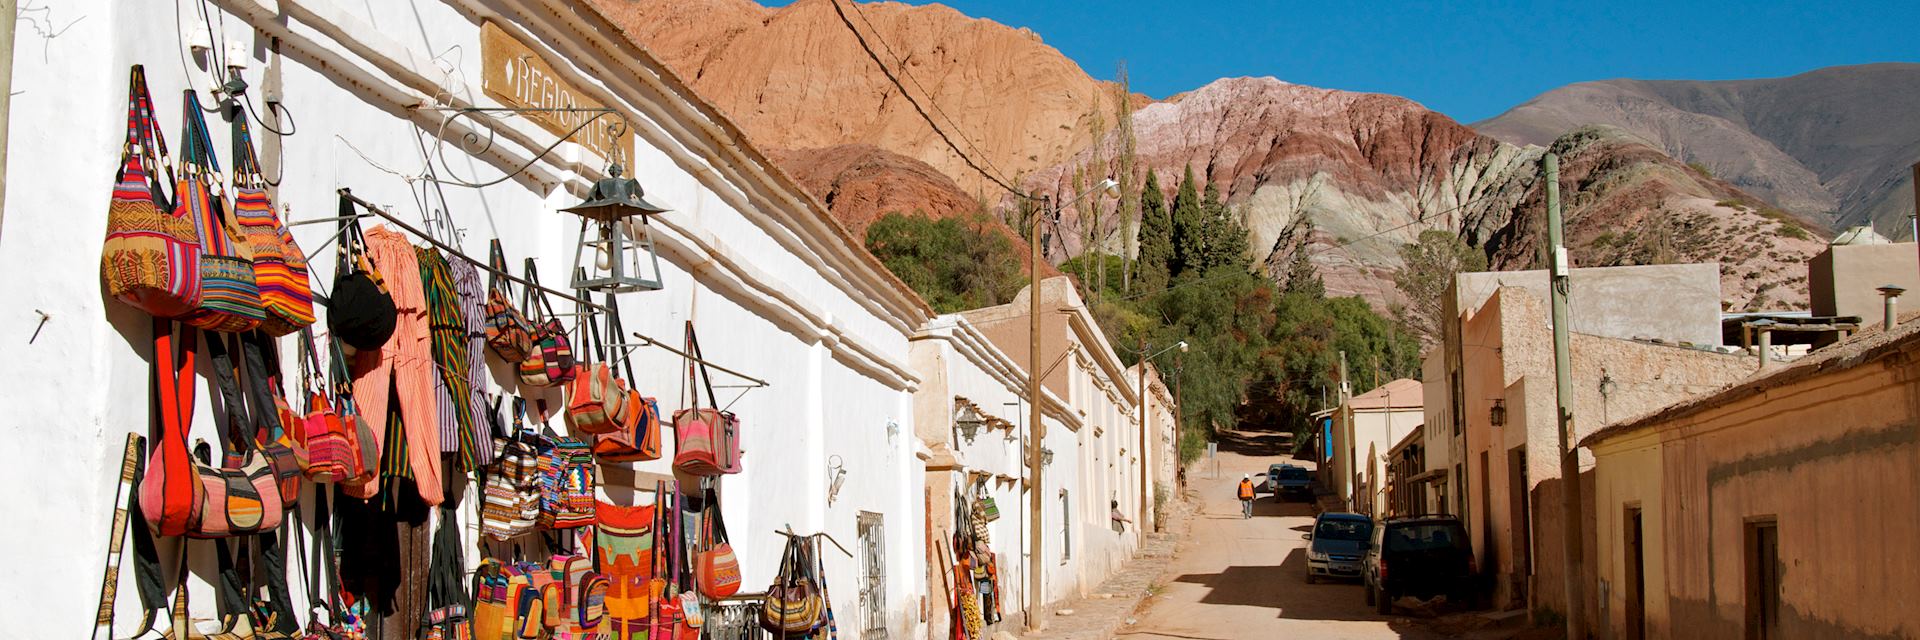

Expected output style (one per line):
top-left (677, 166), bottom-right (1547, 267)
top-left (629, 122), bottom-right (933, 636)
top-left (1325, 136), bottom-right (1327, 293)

top-left (1026, 195), bottom-right (1049, 631)
top-left (1338, 350), bottom-right (1353, 511)
top-left (1138, 338), bottom-right (1150, 539)
top-left (1545, 152), bottom-right (1587, 638)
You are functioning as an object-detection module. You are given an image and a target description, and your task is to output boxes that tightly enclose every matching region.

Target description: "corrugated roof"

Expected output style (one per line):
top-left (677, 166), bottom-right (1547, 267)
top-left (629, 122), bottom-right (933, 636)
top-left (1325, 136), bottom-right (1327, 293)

top-left (1349, 378), bottom-right (1423, 410)
top-left (1583, 312), bottom-right (1920, 449)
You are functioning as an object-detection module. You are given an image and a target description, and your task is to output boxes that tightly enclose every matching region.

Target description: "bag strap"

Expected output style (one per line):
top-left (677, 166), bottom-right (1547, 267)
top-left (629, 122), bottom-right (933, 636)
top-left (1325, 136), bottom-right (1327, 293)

top-left (705, 486), bottom-right (729, 548)
top-left (488, 239), bottom-right (512, 296)
top-left (155, 319), bottom-right (199, 464)
top-left (687, 323), bottom-right (718, 410)
top-left (205, 334), bottom-right (255, 455)
top-left (605, 294), bottom-right (636, 383)
top-left (576, 294), bottom-right (602, 368)
top-left (522, 258), bottom-right (559, 323)
top-left (230, 111), bottom-right (264, 190)
top-left (238, 331), bottom-right (283, 446)
top-left (123, 65), bottom-right (176, 205)
top-left (254, 524), bottom-right (300, 634)
top-left (90, 434), bottom-right (146, 640)
top-left (180, 90), bottom-right (223, 185)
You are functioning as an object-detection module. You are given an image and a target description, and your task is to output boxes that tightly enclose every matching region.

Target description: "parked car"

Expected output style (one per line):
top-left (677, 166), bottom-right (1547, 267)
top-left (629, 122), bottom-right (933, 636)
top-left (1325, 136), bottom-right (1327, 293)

top-left (1362, 515), bottom-right (1475, 614)
top-left (1303, 512), bottom-right (1373, 584)
top-left (1268, 464), bottom-right (1311, 501)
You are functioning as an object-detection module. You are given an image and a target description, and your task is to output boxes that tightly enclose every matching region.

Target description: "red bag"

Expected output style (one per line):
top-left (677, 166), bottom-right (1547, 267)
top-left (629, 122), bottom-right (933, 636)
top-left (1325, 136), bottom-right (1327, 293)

top-left (566, 309), bottom-right (627, 435)
top-left (589, 300), bottom-right (660, 462)
top-left (141, 319), bottom-right (203, 536)
top-left (298, 328), bottom-right (353, 482)
top-left (672, 323), bottom-right (741, 476)
top-left (696, 487), bottom-right (741, 598)
top-left (516, 259), bottom-right (574, 388)
top-left (102, 65), bottom-right (202, 318)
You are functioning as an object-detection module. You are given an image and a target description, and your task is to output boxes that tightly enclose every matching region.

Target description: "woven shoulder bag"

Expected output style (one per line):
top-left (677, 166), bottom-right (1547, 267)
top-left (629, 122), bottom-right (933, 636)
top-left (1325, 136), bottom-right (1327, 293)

top-left (102, 65), bottom-right (202, 317)
top-left (229, 116), bottom-right (313, 337)
top-left (516, 259), bottom-right (575, 387)
top-left (179, 90), bottom-right (264, 333)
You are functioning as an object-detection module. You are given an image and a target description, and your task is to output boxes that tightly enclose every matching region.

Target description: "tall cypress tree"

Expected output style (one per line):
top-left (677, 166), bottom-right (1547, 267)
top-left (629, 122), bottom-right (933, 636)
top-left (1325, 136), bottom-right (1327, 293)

top-left (1200, 182), bottom-right (1249, 272)
top-left (1135, 171), bottom-right (1172, 292)
top-left (1282, 216), bottom-right (1324, 297)
top-left (1169, 165), bottom-right (1204, 279)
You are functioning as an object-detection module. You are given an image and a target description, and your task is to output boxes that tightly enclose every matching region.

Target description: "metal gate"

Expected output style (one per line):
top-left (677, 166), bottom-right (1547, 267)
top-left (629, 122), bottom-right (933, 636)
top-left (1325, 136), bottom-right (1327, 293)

top-left (857, 511), bottom-right (888, 639)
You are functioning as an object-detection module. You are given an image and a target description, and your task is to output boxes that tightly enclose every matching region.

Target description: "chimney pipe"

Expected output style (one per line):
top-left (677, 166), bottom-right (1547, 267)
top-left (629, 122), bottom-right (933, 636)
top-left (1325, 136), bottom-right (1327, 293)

top-left (1879, 285), bottom-right (1906, 331)
top-left (1749, 319), bottom-right (1776, 370)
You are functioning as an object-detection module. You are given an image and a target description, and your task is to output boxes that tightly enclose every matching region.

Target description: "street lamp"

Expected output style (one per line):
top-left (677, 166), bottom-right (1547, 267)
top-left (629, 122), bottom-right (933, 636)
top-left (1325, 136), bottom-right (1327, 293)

top-left (1025, 176), bottom-right (1119, 631)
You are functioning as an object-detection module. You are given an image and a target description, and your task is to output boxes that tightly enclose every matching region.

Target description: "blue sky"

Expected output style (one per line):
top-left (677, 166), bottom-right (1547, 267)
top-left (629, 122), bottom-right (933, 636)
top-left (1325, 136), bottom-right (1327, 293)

top-left (766, 0), bottom-right (1920, 123)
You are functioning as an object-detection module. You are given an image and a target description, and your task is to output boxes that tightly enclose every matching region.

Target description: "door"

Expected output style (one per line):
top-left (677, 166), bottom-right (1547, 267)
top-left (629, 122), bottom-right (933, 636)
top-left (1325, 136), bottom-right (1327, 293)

top-left (1745, 520), bottom-right (1780, 640)
top-left (1507, 446), bottom-right (1530, 602)
top-left (858, 512), bottom-right (889, 639)
top-left (1624, 506), bottom-right (1646, 640)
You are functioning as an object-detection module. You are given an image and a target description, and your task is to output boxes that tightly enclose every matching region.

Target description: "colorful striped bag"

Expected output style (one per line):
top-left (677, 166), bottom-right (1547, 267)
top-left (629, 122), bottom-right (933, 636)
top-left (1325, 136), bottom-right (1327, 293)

top-left (298, 328), bottom-right (353, 482)
top-left (537, 436), bottom-right (597, 529)
top-left (179, 90), bottom-right (264, 333)
top-left (102, 65), bottom-right (202, 318)
top-left (230, 116), bottom-right (313, 337)
top-left (517, 258), bottom-right (575, 388)
top-left (484, 240), bottom-right (536, 363)
top-left (566, 305), bottom-right (628, 435)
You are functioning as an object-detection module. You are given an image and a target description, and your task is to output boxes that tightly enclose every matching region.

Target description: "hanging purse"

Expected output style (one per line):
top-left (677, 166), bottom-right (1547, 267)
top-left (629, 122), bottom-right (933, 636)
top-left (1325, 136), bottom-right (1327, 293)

top-left (566, 304), bottom-right (627, 435)
top-left (480, 422), bottom-right (541, 540)
top-left (516, 259), bottom-right (575, 387)
top-left (102, 65), bottom-right (202, 318)
top-left (188, 334), bottom-right (286, 538)
top-left (673, 322), bottom-right (742, 476)
top-left (230, 115), bottom-right (314, 337)
top-left (179, 90), bottom-right (265, 333)
top-left (298, 328), bottom-right (352, 483)
top-left (484, 240), bottom-right (536, 363)
top-left (327, 191), bottom-right (397, 352)
top-left (759, 537), bottom-right (823, 634)
top-left (695, 487), bottom-right (742, 598)
top-left (141, 318), bottom-right (204, 537)
top-left (590, 298), bottom-right (660, 462)
top-left (328, 335), bottom-right (381, 496)
top-left (536, 435), bottom-right (597, 530)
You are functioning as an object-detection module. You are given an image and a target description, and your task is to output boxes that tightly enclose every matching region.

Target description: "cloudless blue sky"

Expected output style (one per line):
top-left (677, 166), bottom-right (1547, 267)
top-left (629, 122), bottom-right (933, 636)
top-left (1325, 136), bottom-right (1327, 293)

top-left (764, 0), bottom-right (1920, 123)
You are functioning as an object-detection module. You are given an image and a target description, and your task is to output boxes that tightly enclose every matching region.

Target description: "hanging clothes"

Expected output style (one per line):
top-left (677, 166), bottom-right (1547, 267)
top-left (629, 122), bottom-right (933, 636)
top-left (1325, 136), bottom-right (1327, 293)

top-left (449, 255), bottom-right (495, 468)
top-left (420, 247), bottom-right (485, 472)
top-left (349, 225), bottom-right (444, 506)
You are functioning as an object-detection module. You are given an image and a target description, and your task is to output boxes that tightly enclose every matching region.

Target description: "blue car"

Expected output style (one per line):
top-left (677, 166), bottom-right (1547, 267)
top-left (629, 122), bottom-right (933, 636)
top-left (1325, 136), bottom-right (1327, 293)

top-left (1304, 512), bottom-right (1373, 584)
top-left (1268, 464), bottom-right (1311, 501)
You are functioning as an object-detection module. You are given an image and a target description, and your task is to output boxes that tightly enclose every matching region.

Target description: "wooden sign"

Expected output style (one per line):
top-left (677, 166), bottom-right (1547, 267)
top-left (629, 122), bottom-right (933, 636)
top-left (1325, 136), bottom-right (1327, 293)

top-left (480, 20), bottom-right (636, 166)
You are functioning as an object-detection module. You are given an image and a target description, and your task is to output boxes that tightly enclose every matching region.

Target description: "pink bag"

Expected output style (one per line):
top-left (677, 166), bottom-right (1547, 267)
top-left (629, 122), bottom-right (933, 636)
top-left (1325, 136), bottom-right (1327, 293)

top-left (672, 323), bottom-right (741, 476)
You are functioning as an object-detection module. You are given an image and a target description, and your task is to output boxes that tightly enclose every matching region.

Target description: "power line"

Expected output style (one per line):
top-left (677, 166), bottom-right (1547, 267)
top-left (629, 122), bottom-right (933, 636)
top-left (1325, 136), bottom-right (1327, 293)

top-left (828, 0), bottom-right (1026, 198)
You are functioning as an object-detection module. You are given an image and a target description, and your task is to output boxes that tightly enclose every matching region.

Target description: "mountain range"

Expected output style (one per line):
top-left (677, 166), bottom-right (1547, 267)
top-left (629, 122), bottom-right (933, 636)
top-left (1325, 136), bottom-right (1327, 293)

top-left (592, 0), bottom-right (1914, 312)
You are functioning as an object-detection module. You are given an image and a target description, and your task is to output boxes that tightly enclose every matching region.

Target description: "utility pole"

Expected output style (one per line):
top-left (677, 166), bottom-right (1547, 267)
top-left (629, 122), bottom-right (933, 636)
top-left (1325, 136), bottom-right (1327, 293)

top-left (1545, 153), bottom-right (1586, 639)
top-left (1338, 350), bottom-right (1353, 511)
top-left (1026, 195), bottom-right (1050, 631)
top-left (1138, 337), bottom-right (1150, 540)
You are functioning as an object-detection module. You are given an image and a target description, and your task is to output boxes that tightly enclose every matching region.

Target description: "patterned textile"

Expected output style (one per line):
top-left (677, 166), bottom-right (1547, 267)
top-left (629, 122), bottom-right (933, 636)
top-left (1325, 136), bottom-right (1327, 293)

top-left (348, 226), bottom-right (442, 505)
top-left (449, 257), bottom-right (495, 467)
top-left (419, 248), bottom-right (482, 470)
top-left (595, 502), bottom-right (656, 638)
top-left (102, 65), bottom-right (201, 318)
top-left (538, 439), bottom-right (597, 529)
top-left (230, 117), bottom-right (312, 336)
top-left (179, 90), bottom-right (263, 333)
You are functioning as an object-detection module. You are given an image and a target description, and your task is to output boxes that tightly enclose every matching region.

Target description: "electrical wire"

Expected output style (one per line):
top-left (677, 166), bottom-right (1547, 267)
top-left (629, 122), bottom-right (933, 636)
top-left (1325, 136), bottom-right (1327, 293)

top-left (827, 0), bottom-right (1026, 199)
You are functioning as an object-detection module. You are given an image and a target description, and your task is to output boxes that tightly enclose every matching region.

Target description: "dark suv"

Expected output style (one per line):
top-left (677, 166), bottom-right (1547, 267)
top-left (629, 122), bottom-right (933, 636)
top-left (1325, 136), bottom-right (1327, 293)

top-left (1362, 515), bottom-right (1474, 614)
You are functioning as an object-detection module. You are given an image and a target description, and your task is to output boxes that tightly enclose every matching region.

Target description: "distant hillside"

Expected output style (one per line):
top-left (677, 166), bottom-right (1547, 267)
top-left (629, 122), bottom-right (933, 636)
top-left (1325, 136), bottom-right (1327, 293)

top-left (1476, 63), bottom-right (1920, 239)
top-left (1028, 78), bottom-right (1826, 311)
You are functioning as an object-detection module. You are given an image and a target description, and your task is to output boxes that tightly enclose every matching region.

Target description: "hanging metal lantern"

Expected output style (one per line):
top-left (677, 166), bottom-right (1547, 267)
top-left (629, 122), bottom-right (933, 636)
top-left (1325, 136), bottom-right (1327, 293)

top-left (564, 163), bottom-right (669, 292)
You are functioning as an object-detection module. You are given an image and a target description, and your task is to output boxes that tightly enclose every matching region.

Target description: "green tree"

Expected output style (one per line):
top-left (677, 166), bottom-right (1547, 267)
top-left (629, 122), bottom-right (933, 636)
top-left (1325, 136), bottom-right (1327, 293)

top-left (1169, 166), bottom-right (1204, 279)
top-left (1198, 182), bottom-right (1249, 272)
top-left (1134, 171), bottom-right (1172, 292)
top-left (865, 211), bottom-right (1026, 313)
top-left (1390, 229), bottom-right (1488, 343)
top-left (1280, 217), bottom-right (1324, 297)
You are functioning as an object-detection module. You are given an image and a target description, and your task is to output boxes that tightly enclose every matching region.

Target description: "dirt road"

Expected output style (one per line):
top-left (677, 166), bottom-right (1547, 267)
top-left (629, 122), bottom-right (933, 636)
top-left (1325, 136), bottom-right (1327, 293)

top-left (1125, 430), bottom-right (1447, 640)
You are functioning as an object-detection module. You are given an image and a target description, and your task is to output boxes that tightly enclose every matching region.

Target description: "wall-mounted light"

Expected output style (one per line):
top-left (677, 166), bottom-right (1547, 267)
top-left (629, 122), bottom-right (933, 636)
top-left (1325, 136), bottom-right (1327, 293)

top-left (827, 455), bottom-right (847, 505)
top-left (1489, 399), bottom-right (1507, 427)
top-left (1041, 448), bottom-right (1056, 466)
top-left (955, 404), bottom-right (986, 444)
top-left (887, 418), bottom-right (901, 441)
top-left (1598, 370), bottom-right (1618, 399)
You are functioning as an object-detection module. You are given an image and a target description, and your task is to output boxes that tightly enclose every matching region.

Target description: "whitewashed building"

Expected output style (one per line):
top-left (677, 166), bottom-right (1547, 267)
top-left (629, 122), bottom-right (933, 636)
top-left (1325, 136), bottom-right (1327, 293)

top-left (2, 1), bottom-right (935, 637)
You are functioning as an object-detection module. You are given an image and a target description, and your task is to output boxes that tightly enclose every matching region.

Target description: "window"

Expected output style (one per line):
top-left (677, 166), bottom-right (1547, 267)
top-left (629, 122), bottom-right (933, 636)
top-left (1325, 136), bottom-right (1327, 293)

top-left (1060, 491), bottom-right (1072, 562)
top-left (858, 512), bottom-right (888, 639)
top-left (1745, 519), bottom-right (1780, 640)
top-left (1314, 518), bottom-right (1373, 541)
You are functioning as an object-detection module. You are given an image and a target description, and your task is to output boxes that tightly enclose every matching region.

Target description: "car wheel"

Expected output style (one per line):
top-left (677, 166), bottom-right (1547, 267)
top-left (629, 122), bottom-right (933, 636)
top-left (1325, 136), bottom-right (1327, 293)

top-left (1374, 586), bottom-right (1392, 615)
top-left (1361, 581), bottom-right (1373, 604)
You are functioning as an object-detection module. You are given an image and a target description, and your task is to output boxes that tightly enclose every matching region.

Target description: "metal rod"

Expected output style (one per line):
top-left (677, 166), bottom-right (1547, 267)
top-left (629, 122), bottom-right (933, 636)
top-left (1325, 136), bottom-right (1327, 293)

top-left (286, 213), bottom-right (373, 227)
top-left (337, 188), bottom-right (769, 389)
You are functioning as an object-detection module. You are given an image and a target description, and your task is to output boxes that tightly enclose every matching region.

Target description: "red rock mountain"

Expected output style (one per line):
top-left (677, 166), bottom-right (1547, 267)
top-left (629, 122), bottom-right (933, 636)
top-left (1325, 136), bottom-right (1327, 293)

top-left (1029, 78), bottom-right (1825, 310)
top-left (602, 0), bottom-right (1825, 311)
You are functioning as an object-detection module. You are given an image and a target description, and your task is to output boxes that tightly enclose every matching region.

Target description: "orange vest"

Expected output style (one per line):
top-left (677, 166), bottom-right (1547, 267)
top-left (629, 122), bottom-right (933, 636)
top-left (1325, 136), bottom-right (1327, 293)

top-left (1237, 480), bottom-right (1254, 500)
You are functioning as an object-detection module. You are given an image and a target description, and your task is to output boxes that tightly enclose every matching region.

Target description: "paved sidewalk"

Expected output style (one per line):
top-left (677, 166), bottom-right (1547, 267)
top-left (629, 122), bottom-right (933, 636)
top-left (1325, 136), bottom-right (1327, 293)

top-left (1003, 495), bottom-right (1193, 640)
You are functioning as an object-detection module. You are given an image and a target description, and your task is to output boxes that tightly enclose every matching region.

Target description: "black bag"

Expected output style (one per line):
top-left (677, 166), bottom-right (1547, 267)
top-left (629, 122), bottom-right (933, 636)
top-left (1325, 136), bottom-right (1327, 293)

top-left (326, 191), bottom-right (396, 351)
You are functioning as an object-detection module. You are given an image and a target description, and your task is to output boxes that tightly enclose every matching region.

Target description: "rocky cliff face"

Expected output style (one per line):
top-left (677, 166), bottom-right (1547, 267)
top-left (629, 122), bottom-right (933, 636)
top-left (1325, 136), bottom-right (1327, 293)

top-left (1029, 77), bottom-right (1824, 311)
top-left (591, 0), bottom-right (1118, 199)
top-left (1475, 63), bottom-right (1920, 239)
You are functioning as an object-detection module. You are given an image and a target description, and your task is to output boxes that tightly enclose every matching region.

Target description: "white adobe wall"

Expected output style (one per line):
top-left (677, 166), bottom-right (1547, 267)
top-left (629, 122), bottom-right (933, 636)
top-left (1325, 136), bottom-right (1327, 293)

top-left (0, 1), bottom-right (927, 637)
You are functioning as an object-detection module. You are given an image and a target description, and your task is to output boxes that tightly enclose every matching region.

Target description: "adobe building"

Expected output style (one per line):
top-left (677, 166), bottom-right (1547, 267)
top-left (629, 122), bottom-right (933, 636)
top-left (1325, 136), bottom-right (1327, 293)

top-left (1585, 313), bottom-right (1920, 639)
top-left (1807, 226), bottom-right (1919, 345)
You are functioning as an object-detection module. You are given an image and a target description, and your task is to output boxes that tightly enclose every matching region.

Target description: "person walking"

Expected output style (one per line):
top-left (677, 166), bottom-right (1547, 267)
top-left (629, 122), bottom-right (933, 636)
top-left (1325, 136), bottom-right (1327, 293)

top-left (1237, 475), bottom-right (1256, 519)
